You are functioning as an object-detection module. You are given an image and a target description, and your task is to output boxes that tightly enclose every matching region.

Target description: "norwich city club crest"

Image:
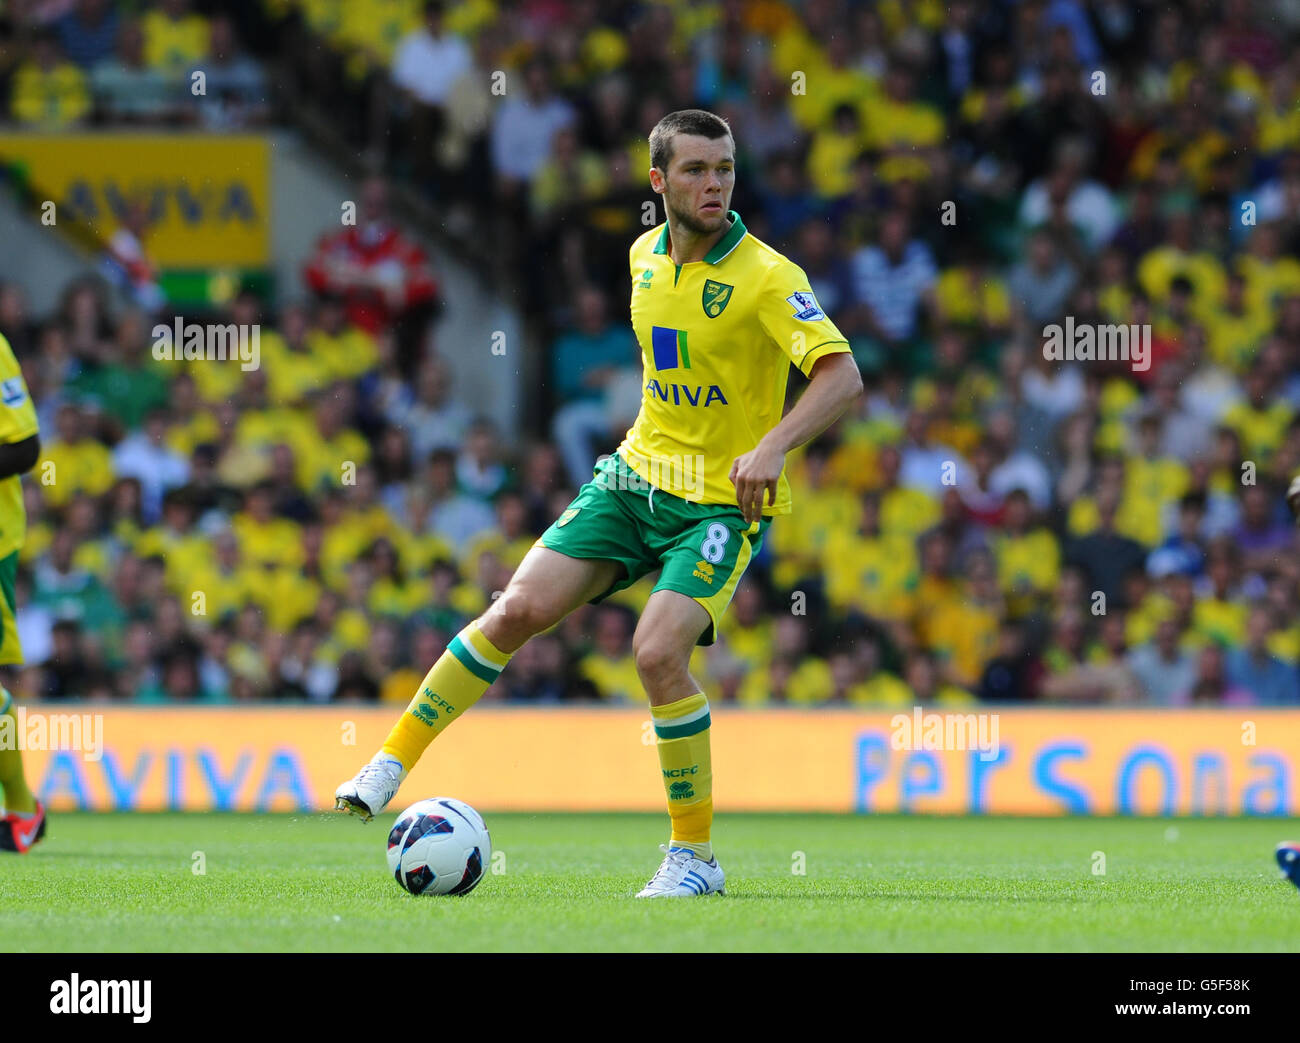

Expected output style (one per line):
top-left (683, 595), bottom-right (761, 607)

top-left (702, 280), bottom-right (733, 318)
top-left (557, 508), bottom-right (580, 527)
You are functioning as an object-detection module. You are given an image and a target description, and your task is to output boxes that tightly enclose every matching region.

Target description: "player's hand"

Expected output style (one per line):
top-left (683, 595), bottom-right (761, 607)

top-left (729, 440), bottom-right (785, 525)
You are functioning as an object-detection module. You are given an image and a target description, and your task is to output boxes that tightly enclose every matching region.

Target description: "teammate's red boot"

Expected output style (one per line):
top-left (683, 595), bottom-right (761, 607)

top-left (0, 800), bottom-right (47, 853)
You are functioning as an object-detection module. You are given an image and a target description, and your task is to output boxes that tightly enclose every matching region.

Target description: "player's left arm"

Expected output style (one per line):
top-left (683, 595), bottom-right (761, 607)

top-left (0, 344), bottom-right (41, 477)
top-left (730, 352), bottom-right (862, 523)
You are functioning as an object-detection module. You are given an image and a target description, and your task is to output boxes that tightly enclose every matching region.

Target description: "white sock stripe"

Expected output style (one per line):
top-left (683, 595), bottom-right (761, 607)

top-left (652, 701), bottom-right (710, 727)
top-left (459, 634), bottom-right (502, 671)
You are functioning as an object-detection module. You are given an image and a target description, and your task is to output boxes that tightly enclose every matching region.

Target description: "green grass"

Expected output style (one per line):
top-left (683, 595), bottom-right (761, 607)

top-left (2, 813), bottom-right (1298, 952)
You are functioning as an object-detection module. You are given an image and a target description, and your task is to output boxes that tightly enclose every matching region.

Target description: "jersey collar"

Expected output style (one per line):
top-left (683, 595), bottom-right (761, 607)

top-left (653, 210), bottom-right (747, 265)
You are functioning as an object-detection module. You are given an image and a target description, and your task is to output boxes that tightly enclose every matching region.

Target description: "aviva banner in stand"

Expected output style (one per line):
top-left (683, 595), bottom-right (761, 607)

top-left (0, 134), bottom-right (269, 266)
top-left (10, 707), bottom-right (1300, 815)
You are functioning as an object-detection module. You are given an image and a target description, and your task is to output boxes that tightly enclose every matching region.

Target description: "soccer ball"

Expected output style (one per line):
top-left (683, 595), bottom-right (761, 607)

top-left (386, 797), bottom-right (491, 896)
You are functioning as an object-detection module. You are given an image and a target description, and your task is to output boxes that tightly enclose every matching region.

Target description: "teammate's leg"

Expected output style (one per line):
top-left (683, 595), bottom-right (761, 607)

top-left (0, 683), bottom-right (35, 813)
top-left (632, 590), bottom-right (724, 896)
top-left (0, 681), bottom-right (46, 853)
top-left (335, 547), bottom-right (622, 819)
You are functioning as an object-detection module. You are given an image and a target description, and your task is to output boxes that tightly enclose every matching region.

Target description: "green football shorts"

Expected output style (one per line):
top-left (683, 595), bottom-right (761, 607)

top-left (536, 452), bottom-right (771, 646)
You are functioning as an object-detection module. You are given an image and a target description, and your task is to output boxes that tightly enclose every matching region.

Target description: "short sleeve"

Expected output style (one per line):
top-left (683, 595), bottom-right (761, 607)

top-left (757, 260), bottom-right (852, 377)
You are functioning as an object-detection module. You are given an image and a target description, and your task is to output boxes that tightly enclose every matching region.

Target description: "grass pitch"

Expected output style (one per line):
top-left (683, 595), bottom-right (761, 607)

top-left (2, 813), bottom-right (1298, 952)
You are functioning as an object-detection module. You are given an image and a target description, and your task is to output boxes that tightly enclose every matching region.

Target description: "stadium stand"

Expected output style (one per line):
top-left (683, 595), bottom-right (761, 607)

top-left (0, 0), bottom-right (1298, 707)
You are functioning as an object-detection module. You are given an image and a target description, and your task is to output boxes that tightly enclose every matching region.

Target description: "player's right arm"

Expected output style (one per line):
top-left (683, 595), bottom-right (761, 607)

top-left (728, 262), bottom-right (862, 522)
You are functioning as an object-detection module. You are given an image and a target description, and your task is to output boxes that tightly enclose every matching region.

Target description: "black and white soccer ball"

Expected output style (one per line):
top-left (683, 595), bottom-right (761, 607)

top-left (386, 797), bottom-right (490, 896)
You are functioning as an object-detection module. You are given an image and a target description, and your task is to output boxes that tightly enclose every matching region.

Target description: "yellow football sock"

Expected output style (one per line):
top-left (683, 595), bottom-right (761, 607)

top-left (651, 693), bottom-right (713, 861)
top-left (381, 623), bottom-right (512, 770)
top-left (0, 686), bottom-right (36, 814)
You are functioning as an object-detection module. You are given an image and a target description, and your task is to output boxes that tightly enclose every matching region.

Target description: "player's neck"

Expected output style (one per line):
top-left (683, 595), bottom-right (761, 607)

top-left (665, 215), bottom-right (731, 265)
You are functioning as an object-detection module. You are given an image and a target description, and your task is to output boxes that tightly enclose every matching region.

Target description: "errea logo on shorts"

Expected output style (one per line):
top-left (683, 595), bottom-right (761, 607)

top-left (50, 975), bottom-right (151, 1023)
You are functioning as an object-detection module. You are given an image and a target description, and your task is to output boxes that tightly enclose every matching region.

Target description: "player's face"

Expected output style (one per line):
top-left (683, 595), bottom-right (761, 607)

top-left (656, 134), bottom-right (735, 236)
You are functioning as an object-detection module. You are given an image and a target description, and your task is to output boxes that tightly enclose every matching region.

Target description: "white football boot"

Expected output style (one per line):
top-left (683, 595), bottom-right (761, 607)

top-left (635, 844), bottom-right (726, 898)
top-left (334, 753), bottom-right (407, 822)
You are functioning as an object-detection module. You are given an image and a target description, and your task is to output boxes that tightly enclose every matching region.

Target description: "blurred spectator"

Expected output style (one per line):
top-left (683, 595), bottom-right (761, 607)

top-left (55, 0), bottom-right (118, 69)
top-left (142, 0), bottom-right (209, 77)
top-left (99, 200), bottom-right (165, 313)
top-left (303, 176), bottom-right (440, 373)
top-left (1007, 229), bottom-right (1078, 326)
top-left (394, 357), bottom-right (472, 460)
top-left (91, 17), bottom-right (180, 122)
top-left (850, 211), bottom-right (938, 363)
top-left (11, 29), bottom-right (90, 128)
top-left (186, 14), bottom-right (269, 128)
top-left (393, 1), bottom-right (472, 108)
top-left (490, 58), bottom-right (577, 188)
top-left (549, 285), bottom-right (638, 486)
top-left (1225, 607), bottom-right (1300, 704)
top-left (112, 409), bottom-right (190, 523)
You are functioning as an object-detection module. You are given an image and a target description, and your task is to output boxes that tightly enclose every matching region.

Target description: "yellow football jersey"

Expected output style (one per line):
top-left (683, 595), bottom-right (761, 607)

top-left (0, 335), bottom-right (38, 558)
top-left (619, 211), bottom-right (851, 514)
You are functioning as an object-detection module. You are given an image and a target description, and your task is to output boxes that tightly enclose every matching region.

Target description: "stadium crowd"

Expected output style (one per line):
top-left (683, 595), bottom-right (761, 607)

top-left (1, 0), bottom-right (1299, 706)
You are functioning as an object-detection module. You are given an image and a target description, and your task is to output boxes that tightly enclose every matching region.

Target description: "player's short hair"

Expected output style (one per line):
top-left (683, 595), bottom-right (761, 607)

top-left (649, 109), bottom-right (733, 173)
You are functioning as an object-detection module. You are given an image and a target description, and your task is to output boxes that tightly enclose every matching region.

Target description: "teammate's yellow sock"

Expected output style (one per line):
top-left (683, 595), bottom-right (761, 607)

top-left (651, 693), bottom-right (713, 862)
top-left (381, 623), bottom-right (512, 770)
top-left (0, 686), bottom-right (36, 814)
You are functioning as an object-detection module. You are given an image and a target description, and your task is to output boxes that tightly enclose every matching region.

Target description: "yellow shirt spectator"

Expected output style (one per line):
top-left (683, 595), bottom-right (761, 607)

top-left (740, 657), bottom-right (833, 706)
top-left (926, 599), bottom-right (999, 688)
top-left (848, 671), bottom-right (913, 707)
top-left (11, 59), bottom-right (90, 128)
top-left (1203, 306), bottom-right (1271, 372)
top-left (1222, 399), bottom-right (1294, 462)
top-left (932, 268), bottom-right (1012, 331)
top-left (860, 95), bottom-right (944, 152)
top-left (143, 8), bottom-right (211, 74)
top-left (1137, 244), bottom-right (1227, 306)
top-left (134, 528), bottom-right (212, 591)
top-left (340, 0), bottom-right (420, 68)
top-left (578, 651), bottom-right (641, 702)
top-left (881, 486), bottom-right (940, 540)
top-left (232, 513), bottom-right (304, 570)
top-left (823, 530), bottom-right (918, 620)
top-left (284, 425), bottom-right (371, 492)
top-left (305, 326), bottom-right (380, 381)
top-left (806, 123), bottom-right (864, 198)
top-left (994, 529), bottom-right (1061, 597)
top-left (1236, 253), bottom-right (1300, 315)
top-left (1193, 598), bottom-right (1247, 647)
top-left (39, 439), bottom-right (113, 508)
